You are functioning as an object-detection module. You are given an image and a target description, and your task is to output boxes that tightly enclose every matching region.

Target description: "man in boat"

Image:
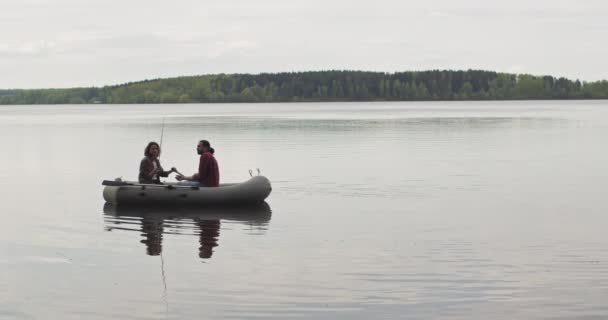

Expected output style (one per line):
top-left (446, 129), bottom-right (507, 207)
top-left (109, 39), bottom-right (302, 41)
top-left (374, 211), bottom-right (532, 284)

top-left (176, 140), bottom-right (220, 187)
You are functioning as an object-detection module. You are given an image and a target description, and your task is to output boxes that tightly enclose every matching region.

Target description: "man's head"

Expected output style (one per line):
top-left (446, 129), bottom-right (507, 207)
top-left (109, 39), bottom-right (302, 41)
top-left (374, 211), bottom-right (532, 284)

top-left (197, 140), bottom-right (212, 155)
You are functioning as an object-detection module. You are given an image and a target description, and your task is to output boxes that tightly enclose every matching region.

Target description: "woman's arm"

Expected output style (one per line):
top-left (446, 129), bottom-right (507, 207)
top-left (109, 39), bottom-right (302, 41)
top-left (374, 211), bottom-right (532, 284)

top-left (156, 160), bottom-right (172, 177)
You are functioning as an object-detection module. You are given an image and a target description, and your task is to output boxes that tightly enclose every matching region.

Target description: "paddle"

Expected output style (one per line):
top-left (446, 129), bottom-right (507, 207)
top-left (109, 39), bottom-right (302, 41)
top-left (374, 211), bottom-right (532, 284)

top-left (101, 180), bottom-right (199, 189)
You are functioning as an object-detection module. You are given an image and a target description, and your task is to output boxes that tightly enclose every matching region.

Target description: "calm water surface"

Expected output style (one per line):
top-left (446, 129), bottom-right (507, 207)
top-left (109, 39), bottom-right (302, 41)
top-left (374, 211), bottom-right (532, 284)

top-left (2, 101), bottom-right (608, 319)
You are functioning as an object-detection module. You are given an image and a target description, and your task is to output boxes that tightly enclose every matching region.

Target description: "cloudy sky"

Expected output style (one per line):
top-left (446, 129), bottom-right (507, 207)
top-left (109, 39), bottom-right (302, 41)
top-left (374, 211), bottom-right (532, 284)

top-left (1, 0), bottom-right (607, 88)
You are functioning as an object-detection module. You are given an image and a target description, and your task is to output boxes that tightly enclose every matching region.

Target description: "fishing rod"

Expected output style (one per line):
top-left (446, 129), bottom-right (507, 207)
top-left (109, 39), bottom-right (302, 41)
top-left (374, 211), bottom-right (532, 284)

top-left (158, 117), bottom-right (184, 177)
top-left (159, 117), bottom-right (166, 155)
top-left (156, 118), bottom-right (171, 316)
top-left (160, 250), bottom-right (169, 318)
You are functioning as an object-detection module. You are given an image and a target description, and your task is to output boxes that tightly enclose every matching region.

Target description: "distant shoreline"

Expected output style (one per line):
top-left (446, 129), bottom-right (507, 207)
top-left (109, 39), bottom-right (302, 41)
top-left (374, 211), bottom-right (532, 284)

top-left (1, 70), bottom-right (607, 105)
top-left (2, 99), bottom-right (608, 108)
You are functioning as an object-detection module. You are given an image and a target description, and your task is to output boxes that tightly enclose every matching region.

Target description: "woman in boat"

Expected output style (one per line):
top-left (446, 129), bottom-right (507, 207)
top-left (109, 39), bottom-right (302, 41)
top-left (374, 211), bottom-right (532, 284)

top-left (139, 141), bottom-right (175, 184)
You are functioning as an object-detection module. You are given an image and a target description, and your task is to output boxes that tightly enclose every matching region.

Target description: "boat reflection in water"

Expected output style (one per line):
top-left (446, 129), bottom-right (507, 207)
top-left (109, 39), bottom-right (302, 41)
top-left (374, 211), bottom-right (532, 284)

top-left (103, 202), bottom-right (272, 259)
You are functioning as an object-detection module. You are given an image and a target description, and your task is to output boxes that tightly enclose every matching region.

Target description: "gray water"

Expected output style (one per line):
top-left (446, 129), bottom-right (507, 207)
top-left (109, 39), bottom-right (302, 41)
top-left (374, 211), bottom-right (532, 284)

top-left (2, 101), bottom-right (608, 320)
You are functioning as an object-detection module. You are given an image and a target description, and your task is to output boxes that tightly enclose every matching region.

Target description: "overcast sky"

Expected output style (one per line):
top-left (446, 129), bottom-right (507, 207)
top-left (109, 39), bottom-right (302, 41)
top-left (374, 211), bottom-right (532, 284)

top-left (1, 0), bottom-right (607, 88)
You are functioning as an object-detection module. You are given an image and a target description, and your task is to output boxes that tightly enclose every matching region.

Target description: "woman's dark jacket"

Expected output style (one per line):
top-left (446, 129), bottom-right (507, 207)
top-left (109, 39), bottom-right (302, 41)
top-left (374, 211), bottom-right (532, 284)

top-left (139, 157), bottom-right (170, 184)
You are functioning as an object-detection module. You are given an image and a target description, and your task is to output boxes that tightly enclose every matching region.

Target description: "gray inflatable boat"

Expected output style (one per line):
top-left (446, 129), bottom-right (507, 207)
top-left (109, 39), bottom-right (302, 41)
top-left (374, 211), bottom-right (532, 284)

top-left (102, 176), bottom-right (272, 205)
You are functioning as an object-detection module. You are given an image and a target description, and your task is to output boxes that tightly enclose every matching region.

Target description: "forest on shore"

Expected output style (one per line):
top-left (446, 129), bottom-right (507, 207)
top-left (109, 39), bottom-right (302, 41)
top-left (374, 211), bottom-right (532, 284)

top-left (1, 70), bottom-right (607, 104)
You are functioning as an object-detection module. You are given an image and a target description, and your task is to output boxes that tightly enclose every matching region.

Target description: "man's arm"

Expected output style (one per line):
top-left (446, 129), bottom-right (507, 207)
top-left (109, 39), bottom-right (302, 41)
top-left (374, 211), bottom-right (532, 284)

top-left (176, 155), bottom-right (206, 182)
top-left (176, 172), bottom-right (198, 181)
top-left (198, 153), bottom-right (211, 181)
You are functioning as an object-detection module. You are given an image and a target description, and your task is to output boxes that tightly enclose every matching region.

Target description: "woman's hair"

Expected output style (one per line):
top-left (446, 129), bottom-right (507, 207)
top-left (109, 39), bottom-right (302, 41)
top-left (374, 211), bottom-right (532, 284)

top-left (144, 141), bottom-right (161, 157)
top-left (199, 140), bottom-right (215, 154)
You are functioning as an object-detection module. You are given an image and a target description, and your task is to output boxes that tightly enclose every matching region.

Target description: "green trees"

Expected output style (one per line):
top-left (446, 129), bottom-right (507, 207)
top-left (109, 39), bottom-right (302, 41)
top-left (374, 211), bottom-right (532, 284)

top-left (581, 80), bottom-right (608, 98)
top-left (1, 70), bottom-right (607, 104)
top-left (515, 75), bottom-right (548, 99)
top-left (459, 82), bottom-right (473, 99)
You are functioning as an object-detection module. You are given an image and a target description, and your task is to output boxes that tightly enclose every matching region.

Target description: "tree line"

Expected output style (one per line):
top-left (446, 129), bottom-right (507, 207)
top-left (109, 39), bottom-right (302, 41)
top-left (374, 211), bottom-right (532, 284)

top-left (1, 70), bottom-right (607, 104)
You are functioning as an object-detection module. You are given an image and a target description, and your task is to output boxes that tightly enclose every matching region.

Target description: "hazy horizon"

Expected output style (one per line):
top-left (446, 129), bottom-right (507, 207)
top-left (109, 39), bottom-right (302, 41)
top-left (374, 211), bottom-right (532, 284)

top-left (1, 0), bottom-right (607, 88)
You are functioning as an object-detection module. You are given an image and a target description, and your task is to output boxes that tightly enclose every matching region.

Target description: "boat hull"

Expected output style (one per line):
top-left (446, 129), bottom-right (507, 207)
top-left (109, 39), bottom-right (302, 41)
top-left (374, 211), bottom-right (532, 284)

top-left (103, 176), bottom-right (272, 206)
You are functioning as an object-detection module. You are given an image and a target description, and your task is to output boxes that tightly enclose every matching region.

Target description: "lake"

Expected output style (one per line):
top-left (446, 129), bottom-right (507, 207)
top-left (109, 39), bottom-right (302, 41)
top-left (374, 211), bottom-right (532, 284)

top-left (2, 101), bottom-right (608, 319)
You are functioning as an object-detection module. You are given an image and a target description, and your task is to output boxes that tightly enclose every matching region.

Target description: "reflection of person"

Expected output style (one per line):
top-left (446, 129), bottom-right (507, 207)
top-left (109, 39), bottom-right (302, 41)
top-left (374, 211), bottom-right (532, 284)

top-left (139, 142), bottom-right (175, 184)
top-left (140, 216), bottom-right (164, 256)
top-left (176, 140), bottom-right (219, 187)
top-left (196, 219), bottom-right (220, 259)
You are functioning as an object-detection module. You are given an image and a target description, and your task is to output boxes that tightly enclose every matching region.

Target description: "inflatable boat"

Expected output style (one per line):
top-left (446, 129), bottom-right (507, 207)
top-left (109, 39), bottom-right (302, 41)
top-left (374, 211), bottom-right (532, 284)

top-left (102, 175), bottom-right (272, 205)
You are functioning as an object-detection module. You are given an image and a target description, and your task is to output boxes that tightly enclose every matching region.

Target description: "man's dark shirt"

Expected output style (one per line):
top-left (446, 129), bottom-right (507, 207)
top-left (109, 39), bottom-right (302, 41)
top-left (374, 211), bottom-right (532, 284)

top-left (198, 151), bottom-right (219, 187)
